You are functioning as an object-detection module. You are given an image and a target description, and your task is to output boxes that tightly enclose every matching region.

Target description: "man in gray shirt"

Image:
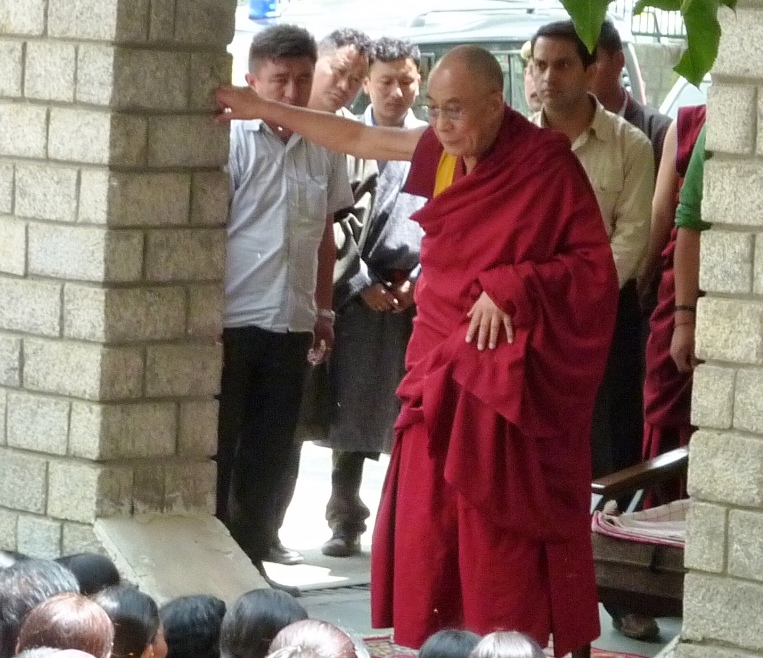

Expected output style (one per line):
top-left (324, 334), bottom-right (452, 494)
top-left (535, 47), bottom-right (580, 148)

top-left (216, 25), bottom-right (353, 569)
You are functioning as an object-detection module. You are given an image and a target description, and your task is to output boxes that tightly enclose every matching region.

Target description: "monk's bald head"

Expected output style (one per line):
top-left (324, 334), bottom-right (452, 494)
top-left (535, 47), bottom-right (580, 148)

top-left (433, 46), bottom-right (504, 95)
top-left (425, 46), bottom-right (505, 168)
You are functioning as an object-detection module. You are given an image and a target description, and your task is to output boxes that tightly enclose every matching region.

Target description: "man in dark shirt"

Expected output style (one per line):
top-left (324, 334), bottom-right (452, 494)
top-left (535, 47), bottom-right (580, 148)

top-left (589, 20), bottom-right (671, 170)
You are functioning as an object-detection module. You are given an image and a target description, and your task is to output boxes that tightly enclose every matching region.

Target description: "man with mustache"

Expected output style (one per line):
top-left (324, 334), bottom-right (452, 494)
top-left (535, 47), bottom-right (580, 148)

top-left (531, 20), bottom-right (656, 641)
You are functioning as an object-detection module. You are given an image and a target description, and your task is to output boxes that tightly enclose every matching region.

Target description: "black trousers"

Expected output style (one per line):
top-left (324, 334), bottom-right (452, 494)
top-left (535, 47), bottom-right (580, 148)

top-left (591, 280), bottom-right (644, 479)
top-left (215, 325), bottom-right (311, 561)
top-left (325, 450), bottom-right (377, 535)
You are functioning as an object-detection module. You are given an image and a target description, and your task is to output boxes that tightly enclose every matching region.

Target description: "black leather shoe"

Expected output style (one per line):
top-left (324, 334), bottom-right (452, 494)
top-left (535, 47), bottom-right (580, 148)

top-left (321, 532), bottom-right (361, 557)
top-left (264, 541), bottom-right (304, 566)
top-left (612, 613), bottom-right (660, 641)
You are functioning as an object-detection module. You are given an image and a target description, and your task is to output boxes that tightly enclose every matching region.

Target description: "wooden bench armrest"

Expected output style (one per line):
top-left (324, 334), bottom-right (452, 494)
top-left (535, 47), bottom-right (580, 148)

top-left (591, 447), bottom-right (689, 501)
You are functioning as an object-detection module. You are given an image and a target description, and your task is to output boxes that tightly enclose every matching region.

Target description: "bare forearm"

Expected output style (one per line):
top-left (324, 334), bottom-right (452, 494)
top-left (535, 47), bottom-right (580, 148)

top-left (643, 205), bottom-right (675, 278)
top-left (218, 85), bottom-right (423, 160)
top-left (315, 220), bottom-right (336, 311)
top-left (644, 120), bottom-right (679, 280)
top-left (674, 227), bottom-right (701, 307)
top-left (262, 98), bottom-right (421, 161)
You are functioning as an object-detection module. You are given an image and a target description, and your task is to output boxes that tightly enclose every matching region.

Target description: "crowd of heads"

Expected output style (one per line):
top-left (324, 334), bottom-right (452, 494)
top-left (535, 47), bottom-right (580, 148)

top-left (246, 25), bottom-right (423, 123)
top-left (0, 551), bottom-right (220, 658)
top-left (0, 549), bottom-right (548, 658)
top-left (245, 15), bottom-right (628, 124)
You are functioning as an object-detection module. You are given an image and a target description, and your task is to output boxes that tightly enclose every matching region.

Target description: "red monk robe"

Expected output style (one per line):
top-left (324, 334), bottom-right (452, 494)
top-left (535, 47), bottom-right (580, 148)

top-left (370, 106), bottom-right (619, 658)
top-left (642, 105), bottom-right (706, 464)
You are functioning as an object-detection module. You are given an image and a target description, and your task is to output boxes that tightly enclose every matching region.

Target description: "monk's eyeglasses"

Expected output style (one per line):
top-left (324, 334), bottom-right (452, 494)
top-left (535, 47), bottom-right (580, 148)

top-left (425, 105), bottom-right (467, 123)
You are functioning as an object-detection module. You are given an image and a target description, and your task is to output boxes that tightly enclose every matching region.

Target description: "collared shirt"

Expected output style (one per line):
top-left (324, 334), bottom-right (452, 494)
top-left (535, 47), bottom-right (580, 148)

top-left (225, 119), bottom-right (353, 332)
top-left (362, 104), bottom-right (426, 129)
top-left (532, 97), bottom-right (654, 286)
top-left (362, 105), bottom-right (427, 174)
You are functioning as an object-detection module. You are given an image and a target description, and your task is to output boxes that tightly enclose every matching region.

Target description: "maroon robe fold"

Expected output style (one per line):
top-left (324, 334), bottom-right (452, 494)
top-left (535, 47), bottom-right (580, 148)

top-left (370, 107), bottom-right (619, 657)
top-left (642, 105), bottom-right (706, 464)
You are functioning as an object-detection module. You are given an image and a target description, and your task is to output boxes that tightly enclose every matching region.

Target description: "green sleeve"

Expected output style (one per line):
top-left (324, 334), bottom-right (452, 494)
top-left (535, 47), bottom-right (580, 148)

top-left (675, 126), bottom-right (711, 232)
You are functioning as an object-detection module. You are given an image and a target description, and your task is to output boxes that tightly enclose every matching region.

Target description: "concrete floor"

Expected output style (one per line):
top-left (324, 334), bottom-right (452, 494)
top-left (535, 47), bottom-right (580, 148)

top-left (270, 442), bottom-right (681, 657)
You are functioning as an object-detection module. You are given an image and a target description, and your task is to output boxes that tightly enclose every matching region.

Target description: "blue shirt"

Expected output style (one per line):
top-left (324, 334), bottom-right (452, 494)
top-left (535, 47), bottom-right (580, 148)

top-left (225, 119), bottom-right (353, 331)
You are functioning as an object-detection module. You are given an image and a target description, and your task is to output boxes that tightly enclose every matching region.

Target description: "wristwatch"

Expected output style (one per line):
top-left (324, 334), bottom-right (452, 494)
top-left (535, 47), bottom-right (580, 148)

top-left (316, 308), bottom-right (336, 323)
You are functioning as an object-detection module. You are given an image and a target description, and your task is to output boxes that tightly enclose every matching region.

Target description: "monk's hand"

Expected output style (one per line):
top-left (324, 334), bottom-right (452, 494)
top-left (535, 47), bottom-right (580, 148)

top-left (215, 85), bottom-right (263, 122)
top-left (360, 283), bottom-right (399, 312)
top-left (466, 292), bottom-right (513, 350)
top-left (670, 322), bottom-right (698, 372)
top-left (390, 279), bottom-right (415, 312)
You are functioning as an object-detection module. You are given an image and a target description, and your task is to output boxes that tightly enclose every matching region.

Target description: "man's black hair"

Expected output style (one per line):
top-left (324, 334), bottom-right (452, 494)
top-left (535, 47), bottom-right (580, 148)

top-left (55, 552), bottom-right (120, 596)
top-left (219, 589), bottom-right (308, 658)
top-left (248, 24), bottom-right (317, 72)
top-left (371, 37), bottom-right (421, 68)
top-left (418, 629), bottom-right (481, 658)
top-left (318, 28), bottom-right (373, 58)
top-left (531, 20), bottom-right (597, 69)
top-left (596, 20), bottom-right (623, 54)
top-left (160, 594), bottom-right (226, 658)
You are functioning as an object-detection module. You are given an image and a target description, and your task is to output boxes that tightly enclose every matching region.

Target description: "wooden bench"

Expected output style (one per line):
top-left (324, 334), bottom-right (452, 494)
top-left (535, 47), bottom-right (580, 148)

top-left (573, 447), bottom-right (689, 658)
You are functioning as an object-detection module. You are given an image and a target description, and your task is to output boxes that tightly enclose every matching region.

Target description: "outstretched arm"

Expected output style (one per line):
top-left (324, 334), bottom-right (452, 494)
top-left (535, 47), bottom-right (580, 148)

top-left (216, 85), bottom-right (425, 161)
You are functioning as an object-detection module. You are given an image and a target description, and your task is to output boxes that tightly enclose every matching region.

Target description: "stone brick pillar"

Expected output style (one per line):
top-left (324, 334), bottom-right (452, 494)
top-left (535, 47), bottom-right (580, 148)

top-left (677, 3), bottom-right (763, 656)
top-left (0, 0), bottom-right (266, 600)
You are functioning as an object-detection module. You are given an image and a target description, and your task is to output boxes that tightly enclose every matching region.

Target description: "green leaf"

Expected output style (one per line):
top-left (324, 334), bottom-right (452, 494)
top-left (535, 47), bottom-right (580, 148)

top-left (559, 0), bottom-right (610, 52)
top-left (674, 0), bottom-right (721, 85)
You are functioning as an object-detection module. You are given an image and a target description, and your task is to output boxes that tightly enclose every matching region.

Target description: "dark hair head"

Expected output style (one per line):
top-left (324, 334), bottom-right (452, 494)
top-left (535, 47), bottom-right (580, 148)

top-left (55, 553), bottom-right (120, 596)
top-left (160, 594), bottom-right (226, 658)
top-left (91, 585), bottom-right (159, 658)
top-left (370, 37), bottom-right (421, 68)
top-left (318, 28), bottom-right (373, 59)
top-left (596, 20), bottom-right (623, 54)
top-left (468, 631), bottom-right (545, 658)
top-left (15, 592), bottom-right (114, 658)
top-left (248, 25), bottom-right (318, 72)
top-left (531, 20), bottom-right (597, 69)
top-left (0, 558), bottom-right (80, 658)
top-left (419, 630), bottom-right (482, 658)
top-left (220, 589), bottom-right (308, 658)
top-left (269, 620), bottom-right (356, 658)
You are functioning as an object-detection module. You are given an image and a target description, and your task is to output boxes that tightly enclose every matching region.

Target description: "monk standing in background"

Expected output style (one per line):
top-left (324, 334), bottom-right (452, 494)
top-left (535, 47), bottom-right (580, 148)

top-left (216, 45), bottom-right (619, 658)
top-left (642, 105), bottom-right (706, 464)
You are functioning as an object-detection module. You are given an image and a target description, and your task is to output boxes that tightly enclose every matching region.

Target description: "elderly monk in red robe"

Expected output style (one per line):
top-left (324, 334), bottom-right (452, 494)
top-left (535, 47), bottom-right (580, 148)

top-left (216, 45), bottom-right (619, 658)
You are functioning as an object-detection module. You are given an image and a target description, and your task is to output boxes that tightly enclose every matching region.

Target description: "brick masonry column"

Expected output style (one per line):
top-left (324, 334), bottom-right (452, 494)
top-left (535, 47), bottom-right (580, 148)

top-left (676, 3), bottom-right (763, 657)
top-left (0, 0), bottom-right (266, 599)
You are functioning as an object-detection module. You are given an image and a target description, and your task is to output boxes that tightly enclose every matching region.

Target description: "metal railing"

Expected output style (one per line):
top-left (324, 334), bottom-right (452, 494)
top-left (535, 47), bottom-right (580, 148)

top-left (610, 0), bottom-right (686, 41)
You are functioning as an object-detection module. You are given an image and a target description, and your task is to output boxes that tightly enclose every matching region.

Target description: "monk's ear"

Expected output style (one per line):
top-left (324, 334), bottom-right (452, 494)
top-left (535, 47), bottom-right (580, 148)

top-left (488, 89), bottom-right (504, 113)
